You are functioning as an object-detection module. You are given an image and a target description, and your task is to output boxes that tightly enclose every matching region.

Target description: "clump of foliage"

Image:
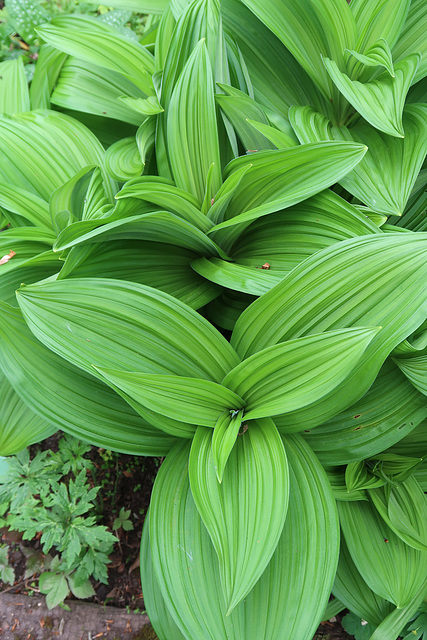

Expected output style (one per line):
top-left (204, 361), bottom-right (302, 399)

top-left (0, 436), bottom-right (117, 608)
top-left (0, 0), bottom-right (426, 638)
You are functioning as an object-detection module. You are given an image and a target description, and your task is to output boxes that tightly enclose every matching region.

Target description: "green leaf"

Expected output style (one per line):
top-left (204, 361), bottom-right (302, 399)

top-left (149, 433), bottom-right (338, 640)
top-left (346, 38), bottom-right (395, 77)
top-left (342, 613), bottom-right (376, 640)
top-left (333, 538), bottom-right (394, 626)
top-left (16, 278), bottom-right (240, 383)
top-left (232, 233), bottom-right (427, 431)
top-left (0, 370), bottom-right (55, 456)
top-left (208, 141), bottom-right (367, 232)
top-left (245, 118), bottom-right (299, 149)
top-left (36, 16), bottom-right (155, 95)
top-left (223, 327), bottom-right (380, 420)
top-left (0, 58), bottom-right (30, 115)
top-left (0, 184), bottom-right (51, 229)
top-left (324, 54), bottom-right (420, 137)
top-left (67, 574), bottom-right (95, 599)
top-left (290, 104), bottom-right (427, 217)
top-left (119, 95), bottom-right (164, 117)
top-left (211, 409), bottom-right (243, 482)
top-left (0, 110), bottom-right (115, 203)
top-left (5, 0), bottom-right (49, 43)
top-left (167, 39), bottom-right (222, 205)
top-left (369, 477), bottom-right (427, 551)
top-left (39, 572), bottom-right (70, 609)
top-left (29, 44), bottom-right (67, 111)
top-left (50, 57), bottom-right (146, 125)
top-left (189, 419), bottom-right (288, 612)
top-left (369, 584), bottom-right (427, 640)
top-left (349, 0), bottom-right (410, 54)
top-left (105, 137), bottom-right (143, 182)
top-left (0, 302), bottom-right (176, 456)
top-left (96, 370), bottom-right (245, 428)
top-left (338, 499), bottom-right (427, 607)
top-left (393, 354), bottom-right (427, 395)
top-left (393, 0), bottom-right (427, 84)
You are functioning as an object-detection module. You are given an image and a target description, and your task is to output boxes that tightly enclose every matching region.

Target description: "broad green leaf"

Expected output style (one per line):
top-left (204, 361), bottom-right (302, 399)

top-left (346, 39), bottom-right (395, 77)
top-left (95, 370), bottom-right (245, 427)
top-left (290, 104), bottom-right (427, 217)
top-left (304, 359), bottom-right (427, 465)
top-left (232, 233), bottom-right (427, 431)
top-left (222, 0), bottom-right (330, 120)
top-left (116, 177), bottom-right (213, 232)
top-left (191, 257), bottom-right (282, 296)
top-left (53, 212), bottom-right (222, 257)
top-left (140, 518), bottom-right (187, 640)
top-left (50, 57), bottom-right (145, 125)
top-left (119, 95), bottom-right (164, 117)
top-left (67, 574), bottom-right (95, 600)
top-left (189, 420), bottom-right (288, 612)
top-left (333, 538), bottom-right (394, 626)
top-left (0, 110), bottom-right (115, 202)
top-left (167, 39), bottom-right (222, 204)
top-left (393, 354), bottom-right (427, 395)
top-left (338, 500), bottom-right (427, 607)
top-left (39, 572), bottom-right (69, 609)
top-left (324, 54), bottom-right (420, 137)
top-left (369, 477), bottom-right (427, 551)
top-left (211, 409), bottom-right (243, 482)
top-left (0, 302), bottom-right (176, 455)
top-left (0, 184), bottom-right (51, 229)
top-left (245, 119), bottom-right (298, 149)
top-left (61, 241), bottom-right (219, 310)
top-left (239, 0), bottom-right (356, 110)
top-left (0, 251), bottom-right (61, 306)
top-left (208, 141), bottom-right (367, 232)
top-left (16, 278), bottom-right (240, 383)
top-left (36, 16), bottom-right (155, 95)
top-left (369, 583), bottom-right (427, 640)
top-left (0, 58), bottom-right (30, 115)
top-left (105, 137), bottom-right (143, 182)
top-left (0, 371), bottom-right (55, 456)
top-left (393, 0), bottom-right (427, 84)
top-left (223, 327), bottom-right (379, 420)
top-left (349, 0), bottom-right (410, 54)
top-left (150, 433), bottom-right (338, 640)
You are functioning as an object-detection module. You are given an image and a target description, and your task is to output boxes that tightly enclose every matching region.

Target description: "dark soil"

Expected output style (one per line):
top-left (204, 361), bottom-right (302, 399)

top-left (0, 434), bottom-right (353, 639)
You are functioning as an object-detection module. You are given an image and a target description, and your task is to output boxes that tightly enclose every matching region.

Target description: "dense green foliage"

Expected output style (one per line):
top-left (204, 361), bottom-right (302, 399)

top-left (0, 0), bottom-right (426, 637)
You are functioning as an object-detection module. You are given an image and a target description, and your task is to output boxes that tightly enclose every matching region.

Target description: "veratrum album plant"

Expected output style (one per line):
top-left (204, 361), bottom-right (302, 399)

top-left (0, 0), bottom-right (426, 638)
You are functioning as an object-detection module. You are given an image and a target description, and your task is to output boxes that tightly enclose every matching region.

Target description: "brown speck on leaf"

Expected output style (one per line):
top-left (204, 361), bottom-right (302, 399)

top-left (211, 198), bottom-right (214, 205)
top-left (0, 250), bottom-right (16, 265)
top-left (261, 263), bottom-right (270, 269)
top-left (354, 414), bottom-right (361, 419)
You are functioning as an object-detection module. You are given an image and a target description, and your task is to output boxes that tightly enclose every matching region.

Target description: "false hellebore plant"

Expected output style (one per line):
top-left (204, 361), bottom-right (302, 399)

top-left (0, 0), bottom-right (426, 638)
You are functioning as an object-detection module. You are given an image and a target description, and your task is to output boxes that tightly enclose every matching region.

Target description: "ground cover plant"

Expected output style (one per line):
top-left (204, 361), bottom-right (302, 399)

top-left (0, 0), bottom-right (426, 639)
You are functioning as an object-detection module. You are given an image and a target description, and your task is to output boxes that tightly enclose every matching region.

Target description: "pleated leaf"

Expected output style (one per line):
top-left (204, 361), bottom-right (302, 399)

top-left (393, 355), bottom-right (427, 395)
top-left (0, 184), bottom-right (51, 229)
top-left (208, 141), bottom-right (367, 232)
top-left (149, 432), bottom-right (338, 640)
top-left (36, 17), bottom-right (155, 95)
top-left (349, 0), bottom-right (410, 54)
top-left (232, 233), bottom-right (427, 431)
top-left (223, 327), bottom-right (379, 420)
top-left (95, 370), bottom-right (245, 428)
top-left (392, 0), bottom-right (427, 84)
top-left (346, 38), bottom-right (395, 77)
top-left (16, 278), bottom-right (240, 383)
top-left (290, 104), bottom-right (427, 217)
top-left (0, 110), bottom-right (115, 202)
top-left (105, 137), bottom-right (143, 182)
top-left (338, 499), bottom-right (427, 606)
top-left (324, 54), bottom-right (420, 137)
top-left (0, 302), bottom-right (176, 456)
top-left (167, 39), bottom-right (222, 205)
top-left (333, 538), bottom-right (394, 626)
top-left (304, 359), bottom-right (427, 465)
top-left (0, 58), bottom-right (30, 115)
top-left (211, 409), bottom-right (243, 482)
top-left (189, 419), bottom-right (288, 612)
top-left (0, 371), bottom-right (56, 456)
top-left (369, 477), bottom-right (427, 551)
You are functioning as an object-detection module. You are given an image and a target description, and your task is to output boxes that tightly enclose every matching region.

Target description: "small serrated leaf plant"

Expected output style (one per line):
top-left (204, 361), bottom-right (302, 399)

top-left (0, 0), bottom-right (426, 637)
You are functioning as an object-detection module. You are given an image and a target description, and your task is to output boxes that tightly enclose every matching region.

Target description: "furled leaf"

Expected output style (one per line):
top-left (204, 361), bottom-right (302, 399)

top-left (346, 38), bottom-right (395, 77)
top-left (105, 137), bottom-right (143, 182)
top-left (324, 54), bottom-right (420, 137)
top-left (349, 0), bottom-right (410, 54)
top-left (29, 44), bottom-right (67, 111)
top-left (211, 409), bottom-right (243, 482)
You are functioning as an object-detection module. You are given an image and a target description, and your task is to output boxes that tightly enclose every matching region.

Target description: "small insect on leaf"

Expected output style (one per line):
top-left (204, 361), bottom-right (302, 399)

top-left (261, 263), bottom-right (270, 270)
top-left (0, 251), bottom-right (16, 265)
